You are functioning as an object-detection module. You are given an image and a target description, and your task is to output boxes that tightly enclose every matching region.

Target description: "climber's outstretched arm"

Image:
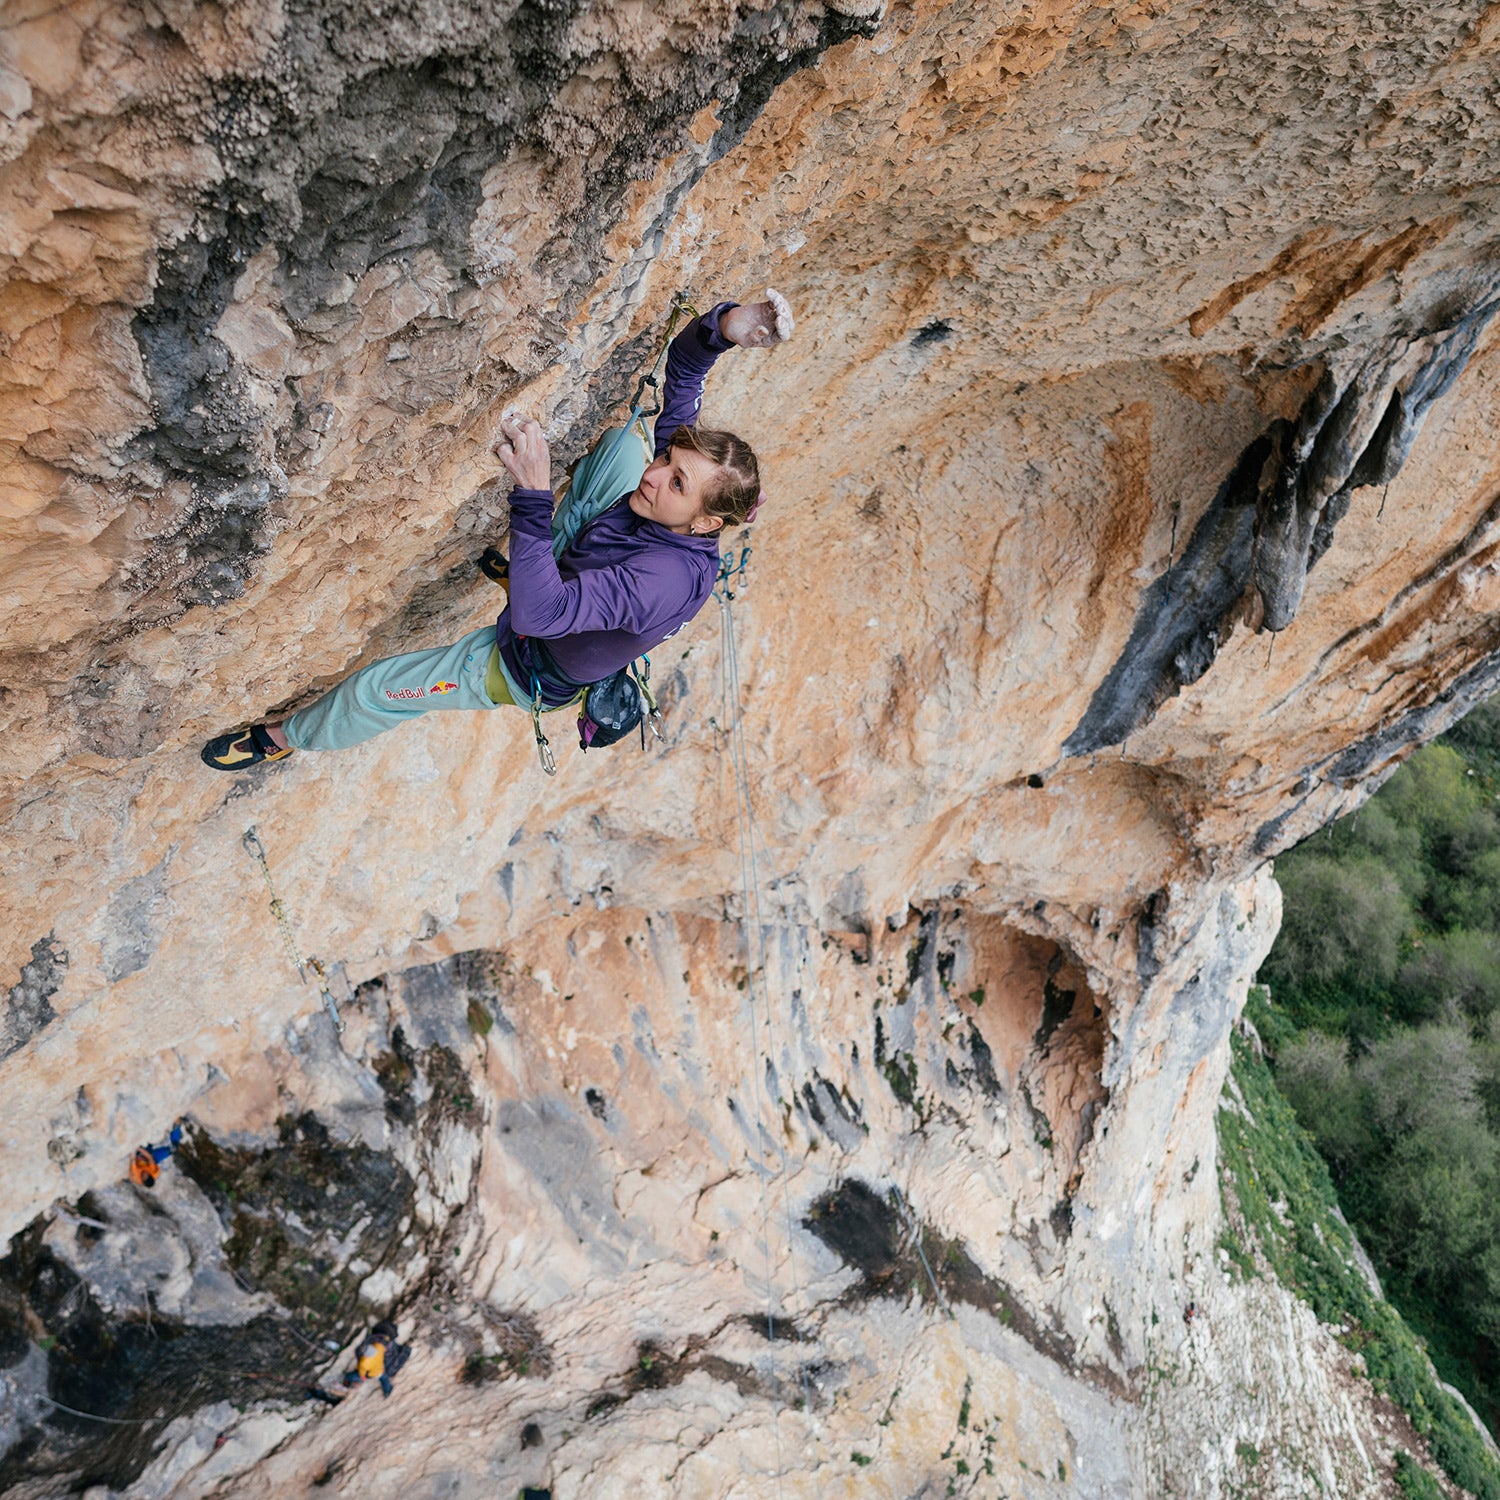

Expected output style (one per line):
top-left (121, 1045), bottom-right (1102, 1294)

top-left (654, 293), bottom-right (794, 457)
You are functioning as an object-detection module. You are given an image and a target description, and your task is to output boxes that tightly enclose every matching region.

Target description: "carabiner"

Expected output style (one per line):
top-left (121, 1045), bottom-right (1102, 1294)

top-left (632, 656), bottom-right (664, 742)
top-left (307, 957), bottom-right (347, 1035)
top-left (534, 726), bottom-right (557, 776)
top-left (531, 695), bottom-right (558, 776)
top-left (528, 667), bottom-right (559, 777)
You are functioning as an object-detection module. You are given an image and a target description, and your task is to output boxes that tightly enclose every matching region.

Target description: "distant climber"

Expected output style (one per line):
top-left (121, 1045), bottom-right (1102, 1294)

top-left (340, 1319), bottom-right (411, 1398)
top-left (201, 292), bottom-right (793, 771)
top-left (128, 1121), bottom-right (183, 1189)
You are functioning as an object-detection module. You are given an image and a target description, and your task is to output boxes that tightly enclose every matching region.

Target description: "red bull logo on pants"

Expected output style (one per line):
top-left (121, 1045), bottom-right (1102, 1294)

top-left (429, 680), bottom-right (458, 695)
top-left (385, 686), bottom-right (425, 700)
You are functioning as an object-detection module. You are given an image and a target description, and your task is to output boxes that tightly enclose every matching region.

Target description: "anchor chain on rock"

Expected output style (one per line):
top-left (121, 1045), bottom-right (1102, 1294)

top-left (242, 827), bottom-right (348, 1035)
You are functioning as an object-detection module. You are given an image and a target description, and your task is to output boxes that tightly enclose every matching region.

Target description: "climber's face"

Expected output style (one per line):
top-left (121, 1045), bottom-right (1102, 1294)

top-left (629, 446), bottom-right (725, 536)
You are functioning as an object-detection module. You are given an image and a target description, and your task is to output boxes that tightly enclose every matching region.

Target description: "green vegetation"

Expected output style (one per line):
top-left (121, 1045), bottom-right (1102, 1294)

top-left (882, 1050), bottom-right (919, 1108)
top-left (1221, 1009), bottom-right (1500, 1498)
top-left (466, 995), bottom-right (494, 1036)
top-left (1252, 695), bottom-right (1500, 1481)
top-left (1394, 1451), bottom-right (1447, 1499)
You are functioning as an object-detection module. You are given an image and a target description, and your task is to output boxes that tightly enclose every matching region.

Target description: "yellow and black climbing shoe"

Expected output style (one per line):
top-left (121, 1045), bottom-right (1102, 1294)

top-left (478, 547), bottom-right (509, 585)
top-left (200, 724), bottom-right (294, 771)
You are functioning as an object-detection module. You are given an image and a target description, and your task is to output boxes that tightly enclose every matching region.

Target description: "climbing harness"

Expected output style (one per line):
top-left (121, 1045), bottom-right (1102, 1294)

top-left (518, 640), bottom-right (663, 773)
top-left (241, 827), bottom-right (348, 1035)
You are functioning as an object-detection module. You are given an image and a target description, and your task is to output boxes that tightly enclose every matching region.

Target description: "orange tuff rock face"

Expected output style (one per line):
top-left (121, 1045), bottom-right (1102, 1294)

top-left (3, 0), bottom-right (1500, 1493)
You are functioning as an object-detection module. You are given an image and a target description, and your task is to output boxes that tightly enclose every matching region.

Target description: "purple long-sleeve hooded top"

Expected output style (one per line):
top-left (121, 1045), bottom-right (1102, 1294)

top-left (496, 304), bottom-right (738, 705)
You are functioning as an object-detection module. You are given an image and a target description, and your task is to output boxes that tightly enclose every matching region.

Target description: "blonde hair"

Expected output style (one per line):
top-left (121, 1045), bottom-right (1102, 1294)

top-left (669, 425), bottom-right (761, 530)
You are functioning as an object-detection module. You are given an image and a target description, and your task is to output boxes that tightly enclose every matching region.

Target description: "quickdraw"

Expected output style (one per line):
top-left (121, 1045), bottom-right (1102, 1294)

top-left (631, 655), bottom-right (664, 743)
top-left (714, 533), bottom-right (754, 601)
top-left (611, 291), bottom-right (700, 451)
top-left (528, 668), bottom-right (558, 776)
top-left (242, 827), bottom-right (348, 1034)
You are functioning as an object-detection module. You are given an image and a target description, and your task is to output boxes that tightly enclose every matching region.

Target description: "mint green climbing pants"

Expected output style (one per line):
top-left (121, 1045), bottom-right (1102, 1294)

top-left (284, 423), bottom-right (644, 753)
top-left (283, 625), bottom-right (521, 751)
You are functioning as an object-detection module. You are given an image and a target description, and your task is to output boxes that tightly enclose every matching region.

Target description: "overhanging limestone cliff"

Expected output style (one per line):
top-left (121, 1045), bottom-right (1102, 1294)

top-left (4, 0), bottom-right (1500, 1493)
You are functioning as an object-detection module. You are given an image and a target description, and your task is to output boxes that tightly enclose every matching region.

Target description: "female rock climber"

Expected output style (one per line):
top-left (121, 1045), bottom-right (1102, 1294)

top-left (200, 292), bottom-right (793, 770)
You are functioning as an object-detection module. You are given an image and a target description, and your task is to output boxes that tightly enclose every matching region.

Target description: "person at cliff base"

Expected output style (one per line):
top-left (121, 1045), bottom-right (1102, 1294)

top-left (340, 1319), bottom-right (410, 1398)
top-left (128, 1120), bottom-right (183, 1189)
top-left (199, 293), bottom-right (792, 771)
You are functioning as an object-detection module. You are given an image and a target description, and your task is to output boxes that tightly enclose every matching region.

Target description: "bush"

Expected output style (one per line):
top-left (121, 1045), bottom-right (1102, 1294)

top-left (1258, 704), bottom-right (1500, 1444)
top-left (1275, 1030), bottom-right (1371, 1170)
top-left (1325, 801), bottom-right (1428, 902)
top-left (1356, 1024), bottom-right (1484, 1142)
top-left (1263, 854), bottom-right (1409, 992)
top-left (1428, 845), bottom-right (1500, 934)
top-left (1380, 745), bottom-right (1485, 866)
top-left (1397, 930), bottom-right (1500, 1022)
top-left (1395, 1450), bottom-right (1448, 1499)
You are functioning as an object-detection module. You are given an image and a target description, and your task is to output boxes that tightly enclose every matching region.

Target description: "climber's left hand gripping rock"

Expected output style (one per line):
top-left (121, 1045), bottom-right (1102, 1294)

top-left (495, 414), bottom-right (552, 490)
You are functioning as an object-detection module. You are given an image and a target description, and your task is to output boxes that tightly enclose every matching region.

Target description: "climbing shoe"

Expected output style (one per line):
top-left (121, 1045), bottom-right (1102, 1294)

top-left (200, 724), bottom-right (294, 771)
top-left (478, 547), bottom-right (509, 584)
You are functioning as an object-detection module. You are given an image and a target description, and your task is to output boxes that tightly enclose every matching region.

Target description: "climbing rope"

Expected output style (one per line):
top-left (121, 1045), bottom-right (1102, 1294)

top-left (717, 587), bottom-right (979, 1483)
top-left (33, 1362), bottom-right (345, 1435)
top-left (715, 584), bottom-right (824, 1492)
top-left (611, 291), bottom-right (699, 455)
top-left (718, 590), bottom-right (787, 1492)
top-left (893, 1186), bottom-right (954, 1322)
top-left (36, 1393), bottom-right (160, 1426)
top-left (241, 828), bottom-right (347, 1035)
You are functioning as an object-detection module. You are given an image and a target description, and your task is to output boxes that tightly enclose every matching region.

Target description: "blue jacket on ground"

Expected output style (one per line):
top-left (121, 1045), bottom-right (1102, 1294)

top-left (496, 304), bottom-right (737, 706)
top-left (149, 1123), bottom-right (183, 1165)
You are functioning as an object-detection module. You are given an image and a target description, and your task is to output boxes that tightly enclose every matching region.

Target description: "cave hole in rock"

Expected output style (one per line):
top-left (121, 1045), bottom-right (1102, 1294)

top-left (922, 913), bottom-right (1110, 1191)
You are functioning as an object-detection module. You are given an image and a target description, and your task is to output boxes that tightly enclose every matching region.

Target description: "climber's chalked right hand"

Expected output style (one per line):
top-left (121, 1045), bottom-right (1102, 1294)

top-left (495, 414), bottom-right (552, 491)
top-left (719, 289), bottom-right (795, 349)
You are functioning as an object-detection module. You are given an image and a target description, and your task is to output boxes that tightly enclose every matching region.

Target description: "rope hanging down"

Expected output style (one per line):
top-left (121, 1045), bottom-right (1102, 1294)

top-left (717, 578), bottom-right (963, 1486)
top-left (242, 827), bottom-right (348, 1035)
top-left (715, 582), bottom-right (823, 1494)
